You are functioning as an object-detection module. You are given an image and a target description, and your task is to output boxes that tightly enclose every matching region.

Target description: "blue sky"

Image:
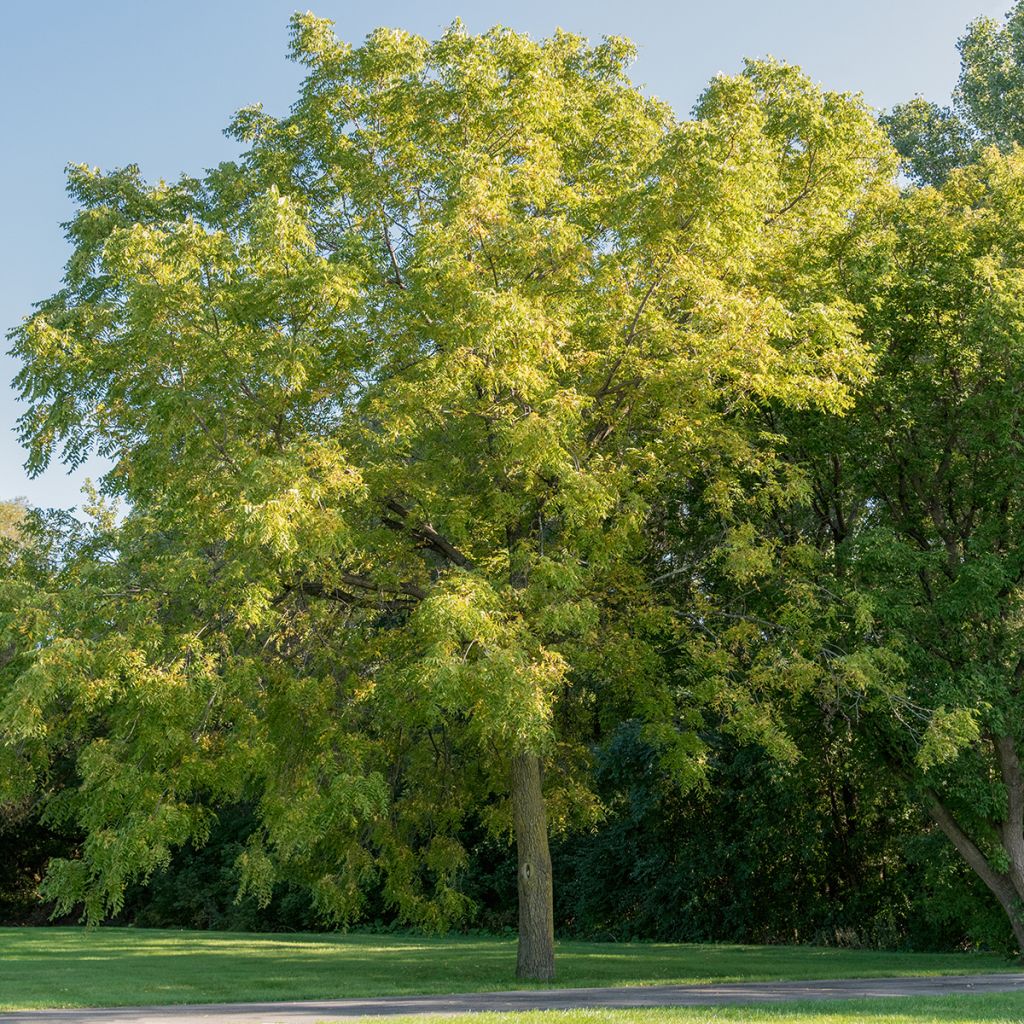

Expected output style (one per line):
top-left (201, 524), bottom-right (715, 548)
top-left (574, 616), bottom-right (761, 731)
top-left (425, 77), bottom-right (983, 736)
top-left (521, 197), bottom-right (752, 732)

top-left (0, 0), bottom-right (1006, 510)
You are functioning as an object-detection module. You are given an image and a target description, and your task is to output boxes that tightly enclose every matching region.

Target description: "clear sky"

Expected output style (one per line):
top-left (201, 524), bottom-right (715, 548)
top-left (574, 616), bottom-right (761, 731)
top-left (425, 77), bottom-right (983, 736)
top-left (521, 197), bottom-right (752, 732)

top-left (0, 0), bottom-right (1006, 510)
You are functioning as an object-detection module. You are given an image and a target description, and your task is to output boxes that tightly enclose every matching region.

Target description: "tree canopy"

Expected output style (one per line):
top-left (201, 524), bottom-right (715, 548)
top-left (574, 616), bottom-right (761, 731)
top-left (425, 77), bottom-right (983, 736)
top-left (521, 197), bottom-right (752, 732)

top-left (10, 1), bottom-right (1024, 973)
top-left (787, 146), bottom-right (1024, 951)
top-left (2, 15), bottom-right (897, 977)
top-left (884, 0), bottom-right (1024, 184)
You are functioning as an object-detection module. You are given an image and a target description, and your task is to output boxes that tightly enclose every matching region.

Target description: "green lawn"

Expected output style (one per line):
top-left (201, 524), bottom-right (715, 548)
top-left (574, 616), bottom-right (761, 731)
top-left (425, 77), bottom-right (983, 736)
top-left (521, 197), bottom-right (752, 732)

top-left (378, 1000), bottom-right (1024, 1024)
top-left (0, 928), bottom-right (1018, 1010)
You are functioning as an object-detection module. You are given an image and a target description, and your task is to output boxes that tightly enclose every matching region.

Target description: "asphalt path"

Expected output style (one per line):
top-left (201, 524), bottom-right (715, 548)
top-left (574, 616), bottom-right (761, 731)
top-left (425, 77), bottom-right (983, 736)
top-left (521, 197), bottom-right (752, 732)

top-left (3, 973), bottom-right (1023, 1023)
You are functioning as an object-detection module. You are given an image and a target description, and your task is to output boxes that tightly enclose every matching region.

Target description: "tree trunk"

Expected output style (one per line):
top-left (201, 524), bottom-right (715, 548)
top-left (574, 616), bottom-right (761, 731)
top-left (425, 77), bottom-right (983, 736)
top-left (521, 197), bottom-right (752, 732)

top-left (994, 735), bottom-right (1024, 956)
top-left (511, 752), bottom-right (555, 981)
top-left (997, 887), bottom-right (1024, 955)
top-left (928, 781), bottom-right (1024, 957)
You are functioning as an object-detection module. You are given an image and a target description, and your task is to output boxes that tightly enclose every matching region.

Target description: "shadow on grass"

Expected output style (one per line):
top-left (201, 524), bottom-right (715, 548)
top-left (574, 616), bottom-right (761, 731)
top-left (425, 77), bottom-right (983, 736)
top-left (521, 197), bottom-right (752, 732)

top-left (0, 928), bottom-right (1017, 1011)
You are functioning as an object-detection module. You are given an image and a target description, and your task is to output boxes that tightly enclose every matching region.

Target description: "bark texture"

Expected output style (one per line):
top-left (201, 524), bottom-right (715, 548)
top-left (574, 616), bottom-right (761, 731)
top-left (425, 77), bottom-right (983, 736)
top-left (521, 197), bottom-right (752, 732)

top-left (928, 734), bottom-right (1024, 956)
top-left (511, 752), bottom-right (555, 981)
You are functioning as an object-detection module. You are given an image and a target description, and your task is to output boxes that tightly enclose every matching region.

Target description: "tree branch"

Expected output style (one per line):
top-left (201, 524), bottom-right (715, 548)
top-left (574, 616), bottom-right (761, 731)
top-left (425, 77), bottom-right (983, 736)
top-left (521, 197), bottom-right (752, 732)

top-left (926, 789), bottom-right (1016, 905)
top-left (383, 499), bottom-right (474, 569)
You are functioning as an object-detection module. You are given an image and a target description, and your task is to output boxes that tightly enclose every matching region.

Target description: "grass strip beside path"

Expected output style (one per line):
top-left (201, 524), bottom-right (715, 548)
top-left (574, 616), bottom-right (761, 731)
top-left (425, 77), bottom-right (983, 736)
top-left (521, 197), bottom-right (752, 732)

top-left (0, 928), bottom-right (1017, 1011)
top-left (371, 999), bottom-right (1024, 1024)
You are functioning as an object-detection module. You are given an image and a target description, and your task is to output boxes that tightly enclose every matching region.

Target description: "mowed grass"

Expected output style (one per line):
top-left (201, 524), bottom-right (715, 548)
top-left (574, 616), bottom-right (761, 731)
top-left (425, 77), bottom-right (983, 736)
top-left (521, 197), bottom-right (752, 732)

top-left (378, 1000), bottom-right (1024, 1024)
top-left (0, 928), bottom-right (1019, 1010)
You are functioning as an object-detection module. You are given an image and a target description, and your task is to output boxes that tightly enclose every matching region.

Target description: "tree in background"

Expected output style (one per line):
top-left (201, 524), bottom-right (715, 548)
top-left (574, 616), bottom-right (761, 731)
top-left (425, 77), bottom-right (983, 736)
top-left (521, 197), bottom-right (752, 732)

top-left (884, 1), bottom-right (1024, 184)
top-left (3, 17), bottom-right (892, 977)
top-left (784, 147), bottom-right (1024, 954)
top-left (0, 501), bottom-right (86, 925)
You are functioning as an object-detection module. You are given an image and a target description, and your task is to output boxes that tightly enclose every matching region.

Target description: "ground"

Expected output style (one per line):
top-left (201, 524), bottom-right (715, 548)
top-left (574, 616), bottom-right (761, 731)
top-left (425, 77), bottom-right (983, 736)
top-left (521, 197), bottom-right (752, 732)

top-left (376, 1003), bottom-right (1024, 1024)
top-left (0, 928), bottom-right (1017, 1011)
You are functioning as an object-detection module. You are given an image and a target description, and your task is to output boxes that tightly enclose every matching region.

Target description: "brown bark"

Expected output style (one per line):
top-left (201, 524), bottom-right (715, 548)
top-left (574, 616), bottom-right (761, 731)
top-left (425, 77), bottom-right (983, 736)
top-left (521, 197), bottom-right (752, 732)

top-left (928, 786), bottom-right (1024, 955)
top-left (994, 735), bottom-right (1024, 901)
top-left (511, 752), bottom-right (555, 981)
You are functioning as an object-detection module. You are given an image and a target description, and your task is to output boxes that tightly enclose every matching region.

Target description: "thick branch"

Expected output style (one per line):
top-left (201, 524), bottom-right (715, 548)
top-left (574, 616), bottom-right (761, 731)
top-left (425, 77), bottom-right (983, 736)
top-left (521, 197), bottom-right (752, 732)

top-left (380, 208), bottom-right (407, 290)
top-left (276, 579), bottom-right (422, 612)
top-left (926, 789), bottom-right (1016, 906)
top-left (383, 499), bottom-right (474, 569)
top-left (337, 571), bottom-right (426, 601)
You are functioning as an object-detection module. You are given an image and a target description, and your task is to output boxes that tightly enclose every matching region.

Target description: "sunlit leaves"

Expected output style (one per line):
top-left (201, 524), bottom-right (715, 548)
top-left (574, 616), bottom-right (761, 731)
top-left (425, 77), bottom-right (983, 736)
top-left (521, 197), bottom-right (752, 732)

top-left (3, 13), bottom-right (897, 926)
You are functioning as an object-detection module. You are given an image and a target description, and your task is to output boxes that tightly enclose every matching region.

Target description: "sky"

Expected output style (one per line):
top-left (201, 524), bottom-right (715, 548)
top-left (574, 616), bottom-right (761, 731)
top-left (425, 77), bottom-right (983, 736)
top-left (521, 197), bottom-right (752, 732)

top-left (0, 0), bottom-right (1008, 511)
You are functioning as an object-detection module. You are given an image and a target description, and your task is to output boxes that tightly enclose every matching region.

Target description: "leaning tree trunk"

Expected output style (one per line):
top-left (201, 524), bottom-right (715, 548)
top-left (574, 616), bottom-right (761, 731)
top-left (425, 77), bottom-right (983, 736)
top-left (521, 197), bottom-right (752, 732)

top-left (927, 733), bottom-right (1024, 957)
top-left (511, 752), bottom-right (555, 981)
top-left (928, 797), bottom-right (1024, 953)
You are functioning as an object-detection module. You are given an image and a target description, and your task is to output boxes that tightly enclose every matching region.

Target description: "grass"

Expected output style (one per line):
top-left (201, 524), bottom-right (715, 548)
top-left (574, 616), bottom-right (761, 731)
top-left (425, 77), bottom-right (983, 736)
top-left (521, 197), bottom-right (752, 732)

top-left (0, 928), bottom-right (1019, 1010)
top-left (374, 1000), bottom-right (1024, 1024)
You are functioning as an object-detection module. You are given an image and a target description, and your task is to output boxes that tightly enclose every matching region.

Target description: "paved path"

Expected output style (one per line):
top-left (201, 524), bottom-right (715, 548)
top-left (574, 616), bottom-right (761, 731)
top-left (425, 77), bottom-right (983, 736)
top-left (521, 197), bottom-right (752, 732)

top-left (3, 973), bottom-right (1023, 1023)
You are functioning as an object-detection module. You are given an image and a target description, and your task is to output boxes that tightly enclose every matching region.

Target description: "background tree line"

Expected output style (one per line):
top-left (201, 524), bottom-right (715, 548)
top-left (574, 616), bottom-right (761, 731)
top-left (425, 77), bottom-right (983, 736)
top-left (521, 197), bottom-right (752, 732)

top-left (4, 1), bottom-right (1024, 976)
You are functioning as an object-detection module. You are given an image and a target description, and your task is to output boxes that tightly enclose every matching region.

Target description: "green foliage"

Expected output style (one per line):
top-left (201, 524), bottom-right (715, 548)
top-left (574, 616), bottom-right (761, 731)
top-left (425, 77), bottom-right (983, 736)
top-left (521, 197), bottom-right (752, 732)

top-left (957, 6), bottom-right (1024, 148)
top-left (118, 805), bottom-right (319, 931)
top-left (884, 2), bottom-right (1024, 184)
top-left (0, 805), bottom-right (77, 926)
top-left (880, 99), bottom-right (973, 187)
top-left (839, 146), bottom-right (1024, 759)
top-left (0, 500), bottom-right (28, 547)
top-left (2, 14), bottom-right (894, 929)
top-left (549, 720), bottom-right (990, 950)
top-left (778, 144), bottom-right (1024, 952)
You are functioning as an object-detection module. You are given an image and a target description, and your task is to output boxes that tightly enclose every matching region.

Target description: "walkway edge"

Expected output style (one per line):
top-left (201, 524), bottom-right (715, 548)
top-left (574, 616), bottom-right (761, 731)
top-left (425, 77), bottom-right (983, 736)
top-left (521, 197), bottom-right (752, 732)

top-left (3, 972), bottom-right (1024, 1023)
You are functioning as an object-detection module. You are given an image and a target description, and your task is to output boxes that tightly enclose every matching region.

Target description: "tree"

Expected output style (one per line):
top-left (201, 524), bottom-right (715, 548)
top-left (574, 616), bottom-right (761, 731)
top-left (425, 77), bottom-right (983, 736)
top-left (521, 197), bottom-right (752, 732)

top-left (881, 98), bottom-right (973, 187)
top-left (883, 1), bottom-right (1024, 184)
top-left (4, 16), bottom-right (892, 978)
top-left (787, 147), bottom-right (1024, 954)
top-left (0, 501), bottom-right (88, 925)
top-left (553, 719), bottom-right (937, 948)
top-left (0, 500), bottom-right (28, 547)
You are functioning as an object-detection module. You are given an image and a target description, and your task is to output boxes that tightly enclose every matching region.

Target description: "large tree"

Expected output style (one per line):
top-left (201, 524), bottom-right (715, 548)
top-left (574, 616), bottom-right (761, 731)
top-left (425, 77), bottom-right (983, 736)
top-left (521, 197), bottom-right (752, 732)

top-left (3, 16), bottom-right (891, 977)
top-left (780, 147), bottom-right (1024, 954)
